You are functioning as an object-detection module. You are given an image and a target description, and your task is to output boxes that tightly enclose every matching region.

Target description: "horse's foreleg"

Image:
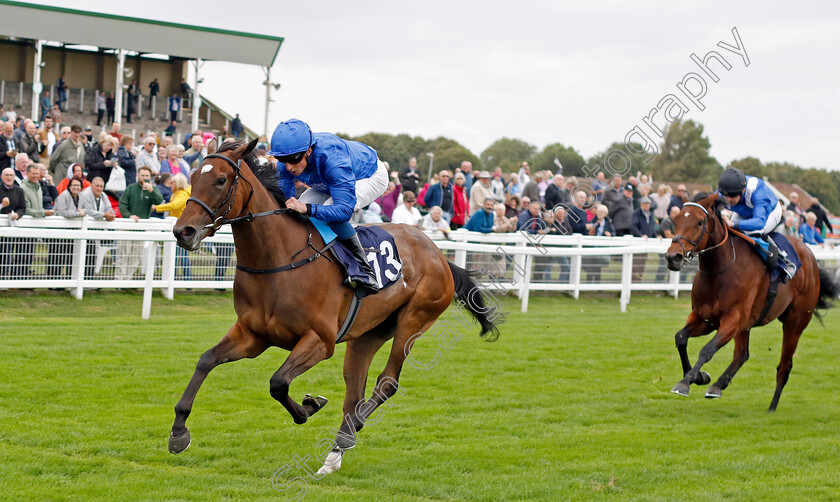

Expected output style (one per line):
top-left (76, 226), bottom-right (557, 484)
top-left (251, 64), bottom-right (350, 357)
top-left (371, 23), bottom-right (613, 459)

top-left (170, 323), bottom-right (267, 453)
top-left (706, 330), bottom-right (750, 399)
top-left (671, 312), bottom-right (714, 396)
top-left (269, 330), bottom-right (333, 425)
top-left (672, 318), bottom-right (739, 397)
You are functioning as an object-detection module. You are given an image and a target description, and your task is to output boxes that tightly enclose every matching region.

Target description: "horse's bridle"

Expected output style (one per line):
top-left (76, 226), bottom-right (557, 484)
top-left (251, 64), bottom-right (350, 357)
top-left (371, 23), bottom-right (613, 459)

top-left (671, 201), bottom-right (730, 263)
top-left (184, 152), bottom-right (332, 275)
top-left (186, 154), bottom-right (251, 230)
top-left (186, 153), bottom-right (290, 230)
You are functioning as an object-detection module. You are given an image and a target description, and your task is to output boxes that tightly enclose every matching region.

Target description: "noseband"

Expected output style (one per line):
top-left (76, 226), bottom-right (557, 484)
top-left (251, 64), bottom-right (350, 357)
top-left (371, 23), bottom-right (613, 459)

top-left (671, 202), bottom-right (730, 263)
top-left (185, 153), bottom-right (255, 230)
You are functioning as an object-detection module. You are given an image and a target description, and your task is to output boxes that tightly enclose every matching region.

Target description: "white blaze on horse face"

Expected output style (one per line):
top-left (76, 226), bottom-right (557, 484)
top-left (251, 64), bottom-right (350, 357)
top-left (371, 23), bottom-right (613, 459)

top-left (685, 212), bottom-right (690, 218)
top-left (200, 164), bottom-right (214, 175)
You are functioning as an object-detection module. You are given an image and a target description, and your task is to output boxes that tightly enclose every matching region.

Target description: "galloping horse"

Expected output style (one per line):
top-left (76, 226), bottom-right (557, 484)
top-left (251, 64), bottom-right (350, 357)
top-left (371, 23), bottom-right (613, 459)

top-left (168, 139), bottom-right (499, 472)
top-left (665, 192), bottom-right (838, 411)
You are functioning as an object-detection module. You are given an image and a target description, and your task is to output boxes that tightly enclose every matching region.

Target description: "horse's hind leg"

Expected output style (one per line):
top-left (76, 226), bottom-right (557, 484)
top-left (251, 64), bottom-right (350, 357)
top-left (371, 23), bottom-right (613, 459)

top-left (316, 330), bottom-right (391, 476)
top-left (318, 277), bottom-right (450, 474)
top-left (671, 312), bottom-right (714, 397)
top-left (337, 332), bottom-right (391, 447)
top-left (170, 322), bottom-right (267, 454)
top-left (345, 297), bottom-right (448, 432)
top-left (768, 311), bottom-right (810, 412)
top-left (706, 329), bottom-right (750, 399)
top-left (269, 330), bottom-right (334, 424)
top-left (362, 304), bottom-right (446, 416)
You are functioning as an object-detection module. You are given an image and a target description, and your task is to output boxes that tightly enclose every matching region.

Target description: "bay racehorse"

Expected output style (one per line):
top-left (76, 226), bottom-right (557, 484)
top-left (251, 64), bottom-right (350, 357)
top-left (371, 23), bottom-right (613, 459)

top-left (168, 139), bottom-right (500, 473)
top-left (665, 192), bottom-right (838, 411)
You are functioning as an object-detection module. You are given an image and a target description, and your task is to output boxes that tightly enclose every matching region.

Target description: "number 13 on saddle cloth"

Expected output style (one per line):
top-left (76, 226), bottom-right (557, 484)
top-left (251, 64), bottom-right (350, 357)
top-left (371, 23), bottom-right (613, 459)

top-left (310, 218), bottom-right (403, 297)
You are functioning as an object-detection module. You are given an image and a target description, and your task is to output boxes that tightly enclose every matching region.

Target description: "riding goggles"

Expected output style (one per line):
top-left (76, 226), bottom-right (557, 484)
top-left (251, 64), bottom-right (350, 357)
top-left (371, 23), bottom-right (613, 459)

top-left (276, 151), bottom-right (307, 165)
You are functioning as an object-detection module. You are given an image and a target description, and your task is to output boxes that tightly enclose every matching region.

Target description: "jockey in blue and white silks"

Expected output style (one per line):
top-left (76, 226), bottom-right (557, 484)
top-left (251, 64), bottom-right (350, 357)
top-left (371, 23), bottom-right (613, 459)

top-left (271, 119), bottom-right (389, 292)
top-left (718, 167), bottom-right (796, 281)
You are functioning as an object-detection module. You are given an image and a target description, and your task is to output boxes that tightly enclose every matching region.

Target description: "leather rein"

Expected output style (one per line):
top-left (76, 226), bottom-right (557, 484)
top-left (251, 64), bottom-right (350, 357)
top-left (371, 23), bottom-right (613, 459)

top-left (671, 202), bottom-right (735, 275)
top-left (185, 153), bottom-right (333, 274)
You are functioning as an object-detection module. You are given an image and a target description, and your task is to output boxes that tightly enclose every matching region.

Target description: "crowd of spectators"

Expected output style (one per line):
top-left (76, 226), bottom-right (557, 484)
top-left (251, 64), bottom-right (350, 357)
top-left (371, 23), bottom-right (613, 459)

top-left (347, 159), bottom-right (835, 281)
top-left (352, 159), bottom-right (835, 248)
top-left (1, 101), bottom-right (836, 283)
top-left (0, 101), bottom-right (242, 280)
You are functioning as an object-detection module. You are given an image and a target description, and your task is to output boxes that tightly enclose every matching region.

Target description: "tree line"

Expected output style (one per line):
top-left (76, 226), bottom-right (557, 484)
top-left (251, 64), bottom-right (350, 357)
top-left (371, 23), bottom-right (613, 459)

top-left (339, 119), bottom-right (840, 214)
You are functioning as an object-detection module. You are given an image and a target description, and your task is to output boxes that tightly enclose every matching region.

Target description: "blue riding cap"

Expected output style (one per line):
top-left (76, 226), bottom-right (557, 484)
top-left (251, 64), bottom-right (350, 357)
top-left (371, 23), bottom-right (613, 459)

top-left (269, 118), bottom-right (314, 157)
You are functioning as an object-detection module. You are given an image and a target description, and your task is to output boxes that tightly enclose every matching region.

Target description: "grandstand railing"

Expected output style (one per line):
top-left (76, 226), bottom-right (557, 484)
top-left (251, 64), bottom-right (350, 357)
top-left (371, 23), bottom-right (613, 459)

top-left (2, 217), bottom-right (838, 318)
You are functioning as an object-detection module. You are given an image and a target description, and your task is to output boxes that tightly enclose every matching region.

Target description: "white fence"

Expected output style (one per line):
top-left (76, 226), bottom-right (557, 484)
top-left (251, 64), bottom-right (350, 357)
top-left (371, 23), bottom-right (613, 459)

top-left (2, 217), bottom-right (838, 318)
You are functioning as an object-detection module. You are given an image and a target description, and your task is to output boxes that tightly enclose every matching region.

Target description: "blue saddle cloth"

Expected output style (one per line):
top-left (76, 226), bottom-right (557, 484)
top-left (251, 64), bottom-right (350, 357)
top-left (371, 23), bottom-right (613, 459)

top-left (768, 232), bottom-right (801, 282)
top-left (309, 219), bottom-right (403, 297)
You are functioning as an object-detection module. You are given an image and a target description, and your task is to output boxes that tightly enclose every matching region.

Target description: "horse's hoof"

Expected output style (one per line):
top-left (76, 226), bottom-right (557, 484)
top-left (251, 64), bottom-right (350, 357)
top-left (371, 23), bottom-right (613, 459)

top-left (302, 394), bottom-right (328, 411)
top-left (316, 447), bottom-right (344, 476)
top-left (671, 382), bottom-right (690, 397)
top-left (697, 371), bottom-right (711, 385)
top-left (705, 386), bottom-right (722, 399)
top-left (169, 429), bottom-right (191, 454)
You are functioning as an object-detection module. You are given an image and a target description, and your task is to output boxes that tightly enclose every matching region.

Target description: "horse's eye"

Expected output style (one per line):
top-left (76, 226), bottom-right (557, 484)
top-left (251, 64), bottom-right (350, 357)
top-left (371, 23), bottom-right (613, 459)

top-left (697, 221), bottom-right (703, 227)
top-left (216, 177), bottom-right (226, 186)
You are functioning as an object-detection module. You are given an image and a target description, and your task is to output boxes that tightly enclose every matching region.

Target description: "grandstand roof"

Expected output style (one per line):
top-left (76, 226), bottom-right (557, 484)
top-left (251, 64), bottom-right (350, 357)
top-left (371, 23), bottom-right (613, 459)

top-left (0, 0), bottom-right (284, 67)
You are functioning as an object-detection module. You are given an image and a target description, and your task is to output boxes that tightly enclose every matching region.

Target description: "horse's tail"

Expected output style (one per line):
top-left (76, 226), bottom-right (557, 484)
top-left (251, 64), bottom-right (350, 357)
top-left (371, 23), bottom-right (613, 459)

top-left (815, 267), bottom-right (840, 322)
top-left (447, 261), bottom-right (502, 341)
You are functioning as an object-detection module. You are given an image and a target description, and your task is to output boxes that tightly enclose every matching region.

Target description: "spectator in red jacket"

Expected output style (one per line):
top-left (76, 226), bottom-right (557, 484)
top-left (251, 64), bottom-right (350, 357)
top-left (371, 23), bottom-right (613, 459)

top-left (451, 172), bottom-right (469, 230)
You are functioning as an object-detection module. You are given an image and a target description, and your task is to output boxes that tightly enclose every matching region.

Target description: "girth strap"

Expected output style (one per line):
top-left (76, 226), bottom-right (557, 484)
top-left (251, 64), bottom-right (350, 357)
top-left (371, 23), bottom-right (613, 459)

top-left (236, 240), bottom-right (336, 274)
top-left (753, 277), bottom-right (780, 327)
top-left (336, 288), bottom-right (365, 344)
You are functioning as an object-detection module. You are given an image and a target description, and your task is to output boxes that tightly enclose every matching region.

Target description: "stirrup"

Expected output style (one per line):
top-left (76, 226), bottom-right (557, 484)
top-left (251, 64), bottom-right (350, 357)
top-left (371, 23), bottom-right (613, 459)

top-left (343, 274), bottom-right (380, 292)
top-left (781, 262), bottom-right (796, 283)
top-left (340, 236), bottom-right (380, 293)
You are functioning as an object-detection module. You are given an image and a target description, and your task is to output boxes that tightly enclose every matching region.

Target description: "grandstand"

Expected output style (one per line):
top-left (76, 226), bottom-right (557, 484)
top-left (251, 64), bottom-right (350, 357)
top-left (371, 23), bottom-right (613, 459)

top-left (0, 0), bottom-right (283, 139)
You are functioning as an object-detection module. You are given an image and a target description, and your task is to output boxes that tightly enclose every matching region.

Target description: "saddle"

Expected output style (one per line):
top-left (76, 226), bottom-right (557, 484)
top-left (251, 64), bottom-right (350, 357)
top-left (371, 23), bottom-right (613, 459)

top-left (308, 219), bottom-right (404, 297)
top-left (730, 229), bottom-right (800, 283)
top-left (728, 229), bottom-right (800, 325)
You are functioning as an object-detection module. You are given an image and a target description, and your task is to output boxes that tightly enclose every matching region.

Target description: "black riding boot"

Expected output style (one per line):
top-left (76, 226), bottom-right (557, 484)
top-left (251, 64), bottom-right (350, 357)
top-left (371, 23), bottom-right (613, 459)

top-left (340, 234), bottom-right (380, 293)
top-left (763, 236), bottom-right (795, 283)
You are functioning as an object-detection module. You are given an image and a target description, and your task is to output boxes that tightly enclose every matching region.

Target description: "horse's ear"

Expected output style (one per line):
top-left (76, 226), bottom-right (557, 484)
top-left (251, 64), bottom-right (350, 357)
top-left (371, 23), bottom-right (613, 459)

top-left (711, 193), bottom-right (727, 218)
top-left (246, 137), bottom-right (260, 157)
top-left (206, 138), bottom-right (218, 155)
top-left (701, 191), bottom-right (726, 218)
top-left (701, 191), bottom-right (719, 209)
top-left (232, 137), bottom-right (259, 159)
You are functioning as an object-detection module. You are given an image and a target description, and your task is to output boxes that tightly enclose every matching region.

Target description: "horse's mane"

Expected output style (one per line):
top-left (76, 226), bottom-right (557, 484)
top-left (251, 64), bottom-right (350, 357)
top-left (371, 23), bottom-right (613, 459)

top-left (692, 191), bottom-right (727, 221)
top-left (217, 140), bottom-right (287, 207)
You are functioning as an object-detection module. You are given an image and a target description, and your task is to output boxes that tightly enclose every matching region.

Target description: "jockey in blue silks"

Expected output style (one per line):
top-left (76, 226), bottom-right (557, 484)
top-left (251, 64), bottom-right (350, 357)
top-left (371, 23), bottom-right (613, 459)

top-left (718, 167), bottom-right (796, 282)
top-left (270, 119), bottom-right (389, 293)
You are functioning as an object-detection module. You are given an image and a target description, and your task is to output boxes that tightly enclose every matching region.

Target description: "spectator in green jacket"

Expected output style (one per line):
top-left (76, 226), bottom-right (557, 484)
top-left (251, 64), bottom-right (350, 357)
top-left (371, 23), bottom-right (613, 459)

top-left (19, 164), bottom-right (54, 277)
top-left (49, 124), bottom-right (86, 181)
top-left (21, 163), bottom-right (54, 218)
top-left (119, 166), bottom-right (163, 221)
top-left (115, 166), bottom-right (163, 280)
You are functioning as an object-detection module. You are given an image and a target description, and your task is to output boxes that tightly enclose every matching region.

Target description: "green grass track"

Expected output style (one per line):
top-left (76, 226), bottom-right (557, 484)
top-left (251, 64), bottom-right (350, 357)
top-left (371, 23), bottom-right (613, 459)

top-left (1, 291), bottom-right (838, 501)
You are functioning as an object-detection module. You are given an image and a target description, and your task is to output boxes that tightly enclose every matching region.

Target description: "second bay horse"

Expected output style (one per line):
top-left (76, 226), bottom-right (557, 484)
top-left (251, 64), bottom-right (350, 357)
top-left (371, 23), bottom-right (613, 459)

top-left (665, 192), bottom-right (837, 411)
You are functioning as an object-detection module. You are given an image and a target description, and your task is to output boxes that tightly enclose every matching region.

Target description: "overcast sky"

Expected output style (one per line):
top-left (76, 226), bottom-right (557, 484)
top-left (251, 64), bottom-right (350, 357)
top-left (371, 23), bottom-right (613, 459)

top-left (20, 0), bottom-right (840, 170)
